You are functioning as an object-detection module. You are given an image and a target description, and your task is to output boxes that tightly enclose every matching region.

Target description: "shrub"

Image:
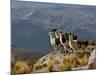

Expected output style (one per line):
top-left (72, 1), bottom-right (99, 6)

top-left (42, 63), bottom-right (47, 67)
top-left (60, 62), bottom-right (72, 71)
top-left (47, 63), bottom-right (53, 72)
top-left (53, 59), bottom-right (60, 64)
top-left (89, 40), bottom-right (96, 45)
top-left (34, 65), bottom-right (42, 70)
top-left (79, 55), bottom-right (88, 66)
top-left (14, 61), bottom-right (30, 74)
top-left (29, 60), bottom-right (36, 65)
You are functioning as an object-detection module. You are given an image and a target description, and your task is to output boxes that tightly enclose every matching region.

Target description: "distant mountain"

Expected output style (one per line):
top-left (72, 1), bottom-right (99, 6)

top-left (11, 1), bottom-right (96, 53)
top-left (11, 44), bottom-right (17, 48)
top-left (12, 47), bottom-right (44, 60)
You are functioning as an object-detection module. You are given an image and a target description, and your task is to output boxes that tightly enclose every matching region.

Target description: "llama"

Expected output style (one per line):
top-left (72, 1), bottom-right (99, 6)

top-left (48, 32), bottom-right (62, 53)
top-left (72, 34), bottom-right (88, 49)
top-left (52, 29), bottom-right (64, 52)
top-left (59, 32), bottom-right (71, 53)
top-left (77, 40), bottom-right (88, 49)
top-left (68, 32), bottom-right (78, 52)
top-left (52, 28), bottom-right (59, 38)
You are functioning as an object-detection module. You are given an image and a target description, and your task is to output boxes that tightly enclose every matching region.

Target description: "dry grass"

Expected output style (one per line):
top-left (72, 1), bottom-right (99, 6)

top-left (60, 53), bottom-right (78, 71)
top-left (34, 65), bottom-right (42, 71)
top-left (60, 62), bottom-right (72, 71)
top-left (59, 47), bottom-right (94, 71)
top-left (12, 45), bottom-right (96, 73)
top-left (78, 55), bottom-right (88, 66)
top-left (33, 63), bottom-right (47, 71)
top-left (47, 62), bottom-right (53, 72)
top-left (14, 61), bottom-right (32, 74)
top-left (53, 59), bottom-right (60, 64)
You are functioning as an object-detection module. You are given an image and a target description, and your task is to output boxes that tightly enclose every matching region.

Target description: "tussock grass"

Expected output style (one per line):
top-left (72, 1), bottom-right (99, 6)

top-left (12, 44), bottom-right (96, 73)
top-left (14, 61), bottom-right (32, 74)
top-left (47, 62), bottom-right (54, 72)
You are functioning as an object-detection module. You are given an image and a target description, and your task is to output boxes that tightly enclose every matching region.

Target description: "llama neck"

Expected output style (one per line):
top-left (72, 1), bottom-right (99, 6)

top-left (59, 34), bottom-right (62, 40)
top-left (49, 34), bottom-right (55, 45)
top-left (69, 35), bottom-right (73, 43)
top-left (49, 35), bottom-right (53, 40)
top-left (55, 32), bottom-right (59, 38)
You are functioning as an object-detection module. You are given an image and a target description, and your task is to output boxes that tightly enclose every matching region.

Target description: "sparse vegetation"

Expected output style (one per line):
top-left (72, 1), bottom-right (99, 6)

top-left (14, 61), bottom-right (29, 74)
top-left (34, 65), bottom-right (42, 71)
top-left (47, 62), bottom-right (53, 72)
top-left (60, 62), bottom-right (72, 71)
top-left (13, 61), bottom-right (33, 74)
top-left (89, 40), bottom-right (96, 45)
top-left (53, 59), bottom-right (60, 64)
top-left (42, 63), bottom-right (47, 67)
top-left (11, 43), bottom-right (96, 74)
top-left (78, 55), bottom-right (88, 66)
top-left (60, 53), bottom-right (78, 71)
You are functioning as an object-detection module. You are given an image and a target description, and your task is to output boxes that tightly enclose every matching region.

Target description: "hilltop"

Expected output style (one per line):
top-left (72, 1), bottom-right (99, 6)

top-left (12, 47), bottom-right (44, 61)
top-left (32, 45), bottom-right (95, 73)
top-left (11, 44), bottom-right (96, 74)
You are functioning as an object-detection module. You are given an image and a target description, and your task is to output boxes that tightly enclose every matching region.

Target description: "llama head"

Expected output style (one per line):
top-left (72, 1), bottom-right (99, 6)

top-left (48, 32), bottom-right (55, 38)
top-left (51, 29), bottom-right (57, 32)
top-left (68, 32), bottom-right (74, 39)
top-left (65, 32), bottom-right (69, 37)
top-left (59, 31), bottom-right (63, 35)
top-left (73, 35), bottom-right (78, 40)
top-left (48, 32), bottom-right (52, 37)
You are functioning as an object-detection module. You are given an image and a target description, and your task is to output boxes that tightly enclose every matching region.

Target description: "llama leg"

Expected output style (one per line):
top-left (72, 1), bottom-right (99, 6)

top-left (73, 48), bottom-right (76, 53)
top-left (60, 46), bottom-right (64, 54)
top-left (70, 48), bottom-right (74, 52)
top-left (52, 46), bottom-right (56, 54)
top-left (66, 48), bottom-right (69, 53)
top-left (64, 46), bottom-right (69, 54)
top-left (54, 46), bottom-right (58, 54)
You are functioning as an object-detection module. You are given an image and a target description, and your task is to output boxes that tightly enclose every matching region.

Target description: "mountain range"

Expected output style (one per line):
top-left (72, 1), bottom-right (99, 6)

top-left (11, 1), bottom-right (96, 53)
